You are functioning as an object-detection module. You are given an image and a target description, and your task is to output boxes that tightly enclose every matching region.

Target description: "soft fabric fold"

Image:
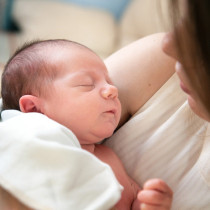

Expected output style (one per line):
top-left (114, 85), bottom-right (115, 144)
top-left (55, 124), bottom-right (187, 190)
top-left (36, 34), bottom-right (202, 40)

top-left (0, 110), bottom-right (122, 210)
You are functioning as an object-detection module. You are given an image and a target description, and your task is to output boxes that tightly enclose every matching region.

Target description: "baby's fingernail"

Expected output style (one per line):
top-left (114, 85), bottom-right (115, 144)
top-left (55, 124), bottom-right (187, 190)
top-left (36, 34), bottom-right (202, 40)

top-left (140, 203), bottom-right (146, 210)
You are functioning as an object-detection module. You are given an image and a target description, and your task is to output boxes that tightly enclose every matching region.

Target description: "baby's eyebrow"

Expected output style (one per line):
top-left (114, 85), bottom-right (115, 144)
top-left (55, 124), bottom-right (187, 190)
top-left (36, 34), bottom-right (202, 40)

top-left (62, 71), bottom-right (91, 83)
top-left (72, 73), bottom-right (94, 82)
top-left (70, 71), bottom-right (91, 78)
top-left (73, 69), bottom-right (113, 84)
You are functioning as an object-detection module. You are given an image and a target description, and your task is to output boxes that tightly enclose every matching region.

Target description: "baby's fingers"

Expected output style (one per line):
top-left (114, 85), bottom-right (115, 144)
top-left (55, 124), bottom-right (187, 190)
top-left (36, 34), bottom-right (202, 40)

top-left (138, 189), bottom-right (171, 206)
top-left (138, 179), bottom-right (173, 209)
top-left (143, 179), bottom-right (173, 195)
top-left (140, 203), bottom-right (169, 210)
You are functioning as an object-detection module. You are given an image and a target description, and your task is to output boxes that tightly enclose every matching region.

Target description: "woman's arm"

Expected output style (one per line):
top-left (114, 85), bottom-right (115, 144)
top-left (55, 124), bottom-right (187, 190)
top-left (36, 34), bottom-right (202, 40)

top-left (105, 33), bottom-right (175, 126)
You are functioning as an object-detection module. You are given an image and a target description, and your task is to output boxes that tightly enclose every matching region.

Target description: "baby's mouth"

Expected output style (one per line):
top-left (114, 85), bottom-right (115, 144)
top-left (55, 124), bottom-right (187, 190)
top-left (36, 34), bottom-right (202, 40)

top-left (104, 109), bottom-right (116, 115)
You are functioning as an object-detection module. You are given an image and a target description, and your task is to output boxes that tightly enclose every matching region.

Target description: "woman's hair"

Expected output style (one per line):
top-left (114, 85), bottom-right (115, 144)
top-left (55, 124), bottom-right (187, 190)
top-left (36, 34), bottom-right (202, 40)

top-left (169, 0), bottom-right (210, 116)
top-left (1, 39), bottom-right (92, 111)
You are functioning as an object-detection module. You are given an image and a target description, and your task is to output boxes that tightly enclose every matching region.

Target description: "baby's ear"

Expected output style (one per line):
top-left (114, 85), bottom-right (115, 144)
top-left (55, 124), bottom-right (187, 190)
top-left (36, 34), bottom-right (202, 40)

top-left (19, 95), bottom-right (42, 113)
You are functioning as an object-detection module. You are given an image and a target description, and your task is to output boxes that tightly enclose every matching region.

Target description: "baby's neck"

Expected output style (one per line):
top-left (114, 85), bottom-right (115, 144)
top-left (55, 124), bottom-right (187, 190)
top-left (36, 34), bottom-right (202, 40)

top-left (81, 144), bottom-right (96, 153)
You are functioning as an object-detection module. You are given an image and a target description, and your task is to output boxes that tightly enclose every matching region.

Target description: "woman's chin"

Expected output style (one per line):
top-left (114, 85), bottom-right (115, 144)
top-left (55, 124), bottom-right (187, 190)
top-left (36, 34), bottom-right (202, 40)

top-left (187, 96), bottom-right (210, 121)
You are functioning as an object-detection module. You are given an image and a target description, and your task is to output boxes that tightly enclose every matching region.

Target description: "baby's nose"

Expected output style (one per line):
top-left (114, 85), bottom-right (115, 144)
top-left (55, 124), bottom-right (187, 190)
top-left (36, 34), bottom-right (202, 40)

top-left (101, 84), bottom-right (118, 99)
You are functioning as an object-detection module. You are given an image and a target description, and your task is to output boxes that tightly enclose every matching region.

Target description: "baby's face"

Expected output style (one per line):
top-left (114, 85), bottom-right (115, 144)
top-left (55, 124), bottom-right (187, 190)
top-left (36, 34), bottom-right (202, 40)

top-left (40, 47), bottom-right (121, 145)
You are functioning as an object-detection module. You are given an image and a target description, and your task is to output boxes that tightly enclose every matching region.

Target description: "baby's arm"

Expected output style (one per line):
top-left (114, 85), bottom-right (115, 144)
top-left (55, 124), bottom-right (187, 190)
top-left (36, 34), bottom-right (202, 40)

top-left (137, 179), bottom-right (173, 210)
top-left (0, 186), bottom-right (32, 210)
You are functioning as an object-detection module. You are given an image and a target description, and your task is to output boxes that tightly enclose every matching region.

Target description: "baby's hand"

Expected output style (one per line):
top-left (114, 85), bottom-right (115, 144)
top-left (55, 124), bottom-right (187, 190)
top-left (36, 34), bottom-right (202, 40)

top-left (138, 179), bottom-right (173, 210)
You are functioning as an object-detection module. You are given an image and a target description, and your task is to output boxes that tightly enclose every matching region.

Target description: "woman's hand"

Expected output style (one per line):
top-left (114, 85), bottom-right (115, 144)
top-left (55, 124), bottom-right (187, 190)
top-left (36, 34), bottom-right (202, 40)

top-left (138, 179), bottom-right (173, 210)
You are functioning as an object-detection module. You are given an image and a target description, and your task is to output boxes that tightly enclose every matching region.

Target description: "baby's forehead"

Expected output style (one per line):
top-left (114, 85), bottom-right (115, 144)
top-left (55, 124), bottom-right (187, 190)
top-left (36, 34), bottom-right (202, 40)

top-left (45, 44), bottom-right (93, 62)
top-left (47, 45), bottom-right (103, 64)
top-left (45, 41), bottom-right (91, 53)
top-left (39, 42), bottom-right (106, 76)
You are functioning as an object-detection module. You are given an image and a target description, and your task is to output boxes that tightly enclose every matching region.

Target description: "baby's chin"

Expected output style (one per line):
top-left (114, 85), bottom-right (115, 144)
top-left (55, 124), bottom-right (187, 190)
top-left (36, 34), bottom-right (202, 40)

top-left (96, 122), bottom-right (118, 138)
top-left (96, 129), bottom-right (116, 143)
top-left (103, 126), bottom-right (117, 138)
top-left (78, 128), bottom-right (116, 145)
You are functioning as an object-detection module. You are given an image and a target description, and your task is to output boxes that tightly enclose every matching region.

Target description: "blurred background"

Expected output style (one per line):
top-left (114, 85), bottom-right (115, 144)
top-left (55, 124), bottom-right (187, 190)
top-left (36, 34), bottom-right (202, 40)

top-left (0, 0), bottom-right (170, 76)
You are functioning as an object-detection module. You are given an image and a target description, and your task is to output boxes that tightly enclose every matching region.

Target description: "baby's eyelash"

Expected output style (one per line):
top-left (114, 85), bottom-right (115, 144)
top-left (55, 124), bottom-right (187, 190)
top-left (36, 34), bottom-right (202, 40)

top-left (77, 84), bottom-right (95, 91)
top-left (79, 84), bottom-right (94, 87)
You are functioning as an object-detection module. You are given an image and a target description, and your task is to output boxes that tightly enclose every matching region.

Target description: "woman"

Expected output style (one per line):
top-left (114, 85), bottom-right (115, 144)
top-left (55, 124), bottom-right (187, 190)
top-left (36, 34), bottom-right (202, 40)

top-left (105, 1), bottom-right (210, 209)
top-left (163, 0), bottom-right (210, 121)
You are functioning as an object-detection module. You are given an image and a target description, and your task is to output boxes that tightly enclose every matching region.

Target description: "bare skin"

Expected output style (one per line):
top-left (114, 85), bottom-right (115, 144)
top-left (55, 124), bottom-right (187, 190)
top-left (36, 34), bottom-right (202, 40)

top-left (1, 33), bottom-right (174, 209)
top-left (0, 187), bottom-right (32, 210)
top-left (94, 144), bottom-right (140, 209)
top-left (105, 33), bottom-right (175, 127)
top-left (103, 33), bottom-right (175, 209)
top-left (0, 144), bottom-right (172, 210)
top-left (92, 144), bottom-right (172, 210)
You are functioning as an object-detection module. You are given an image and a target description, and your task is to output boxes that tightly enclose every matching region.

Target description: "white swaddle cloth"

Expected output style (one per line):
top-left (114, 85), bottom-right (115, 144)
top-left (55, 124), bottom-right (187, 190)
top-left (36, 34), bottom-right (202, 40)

top-left (0, 110), bottom-right (122, 210)
top-left (106, 74), bottom-right (210, 210)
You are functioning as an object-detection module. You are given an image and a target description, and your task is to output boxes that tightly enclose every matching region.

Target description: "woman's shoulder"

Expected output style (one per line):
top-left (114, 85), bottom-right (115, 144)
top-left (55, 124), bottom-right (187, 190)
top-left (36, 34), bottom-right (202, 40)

top-left (106, 33), bottom-right (175, 126)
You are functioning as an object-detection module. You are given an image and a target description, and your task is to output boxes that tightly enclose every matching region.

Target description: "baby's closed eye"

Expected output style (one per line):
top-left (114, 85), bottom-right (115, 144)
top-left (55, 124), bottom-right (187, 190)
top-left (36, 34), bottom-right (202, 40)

top-left (78, 83), bottom-right (94, 87)
top-left (72, 76), bottom-right (95, 89)
top-left (76, 83), bottom-right (95, 91)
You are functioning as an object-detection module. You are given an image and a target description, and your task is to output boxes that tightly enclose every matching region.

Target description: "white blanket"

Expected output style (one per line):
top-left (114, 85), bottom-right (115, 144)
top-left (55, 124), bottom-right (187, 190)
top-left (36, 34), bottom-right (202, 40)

top-left (0, 110), bottom-right (122, 210)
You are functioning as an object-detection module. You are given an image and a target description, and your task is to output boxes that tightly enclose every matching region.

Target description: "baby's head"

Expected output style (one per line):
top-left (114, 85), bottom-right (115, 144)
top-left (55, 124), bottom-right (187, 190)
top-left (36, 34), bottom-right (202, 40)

top-left (1, 40), bottom-right (88, 110)
top-left (1, 39), bottom-right (121, 144)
